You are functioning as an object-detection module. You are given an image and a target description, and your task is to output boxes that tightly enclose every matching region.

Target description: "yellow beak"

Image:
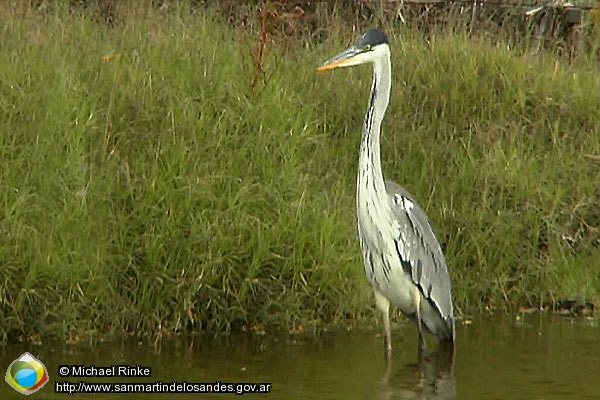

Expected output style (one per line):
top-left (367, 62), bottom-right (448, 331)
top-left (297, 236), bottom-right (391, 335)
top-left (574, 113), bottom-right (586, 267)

top-left (317, 47), bottom-right (359, 72)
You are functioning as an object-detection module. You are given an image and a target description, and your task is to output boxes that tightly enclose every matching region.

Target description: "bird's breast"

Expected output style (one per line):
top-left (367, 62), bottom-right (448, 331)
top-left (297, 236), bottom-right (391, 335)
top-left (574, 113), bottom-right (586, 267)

top-left (356, 178), bottom-right (418, 314)
top-left (356, 170), bottom-right (393, 245)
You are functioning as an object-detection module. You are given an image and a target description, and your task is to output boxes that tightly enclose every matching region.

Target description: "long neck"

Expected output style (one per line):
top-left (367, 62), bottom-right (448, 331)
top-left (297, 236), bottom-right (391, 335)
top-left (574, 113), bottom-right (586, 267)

top-left (358, 53), bottom-right (391, 198)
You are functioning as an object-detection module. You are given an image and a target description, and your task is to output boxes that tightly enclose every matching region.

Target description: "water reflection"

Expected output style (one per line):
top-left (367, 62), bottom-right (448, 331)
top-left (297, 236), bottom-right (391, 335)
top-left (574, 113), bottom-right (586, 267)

top-left (379, 341), bottom-right (456, 400)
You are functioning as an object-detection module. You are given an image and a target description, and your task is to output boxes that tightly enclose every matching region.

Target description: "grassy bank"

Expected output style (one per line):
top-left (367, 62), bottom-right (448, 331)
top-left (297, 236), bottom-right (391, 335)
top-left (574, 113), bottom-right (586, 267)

top-left (0, 3), bottom-right (598, 342)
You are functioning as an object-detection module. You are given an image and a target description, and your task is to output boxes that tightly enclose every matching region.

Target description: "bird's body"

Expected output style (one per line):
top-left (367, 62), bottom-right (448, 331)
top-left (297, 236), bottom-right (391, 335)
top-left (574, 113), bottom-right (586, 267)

top-left (318, 29), bottom-right (455, 354)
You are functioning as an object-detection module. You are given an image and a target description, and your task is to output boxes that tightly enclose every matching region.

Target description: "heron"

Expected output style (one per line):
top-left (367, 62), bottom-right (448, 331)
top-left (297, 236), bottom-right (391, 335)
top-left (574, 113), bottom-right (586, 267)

top-left (317, 29), bottom-right (455, 356)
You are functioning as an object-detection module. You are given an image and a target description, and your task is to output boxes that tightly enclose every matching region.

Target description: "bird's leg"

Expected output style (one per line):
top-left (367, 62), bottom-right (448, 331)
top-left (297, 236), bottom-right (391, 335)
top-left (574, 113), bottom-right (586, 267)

top-left (374, 289), bottom-right (392, 357)
top-left (383, 310), bottom-right (392, 367)
top-left (413, 287), bottom-right (426, 357)
top-left (417, 331), bottom-right (426, 361)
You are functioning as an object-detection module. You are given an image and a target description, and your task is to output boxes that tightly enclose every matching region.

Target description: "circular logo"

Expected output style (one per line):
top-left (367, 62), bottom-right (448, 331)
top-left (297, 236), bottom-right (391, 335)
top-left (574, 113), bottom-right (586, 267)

top-left (5, 352), bottom-right (49, 395)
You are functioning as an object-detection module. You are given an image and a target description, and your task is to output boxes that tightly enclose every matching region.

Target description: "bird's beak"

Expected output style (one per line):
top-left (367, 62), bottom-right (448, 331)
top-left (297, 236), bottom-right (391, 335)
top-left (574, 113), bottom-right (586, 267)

top-left (317, 46), bottom-right (359, 72)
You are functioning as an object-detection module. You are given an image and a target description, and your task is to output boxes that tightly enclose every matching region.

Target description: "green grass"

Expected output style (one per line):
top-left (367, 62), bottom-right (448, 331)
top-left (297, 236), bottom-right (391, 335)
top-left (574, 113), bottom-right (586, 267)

top-left (0, 3), bottom-right (598, 342)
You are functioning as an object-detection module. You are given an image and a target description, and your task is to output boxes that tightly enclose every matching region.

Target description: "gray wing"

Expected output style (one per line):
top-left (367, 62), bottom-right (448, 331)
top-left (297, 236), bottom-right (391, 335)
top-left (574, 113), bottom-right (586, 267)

top-left (385, 180), bottom-right (454, 334)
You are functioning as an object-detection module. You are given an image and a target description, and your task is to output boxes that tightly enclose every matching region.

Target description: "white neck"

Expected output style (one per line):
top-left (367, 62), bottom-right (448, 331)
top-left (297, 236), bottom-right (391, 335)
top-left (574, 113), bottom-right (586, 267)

top-left (358, 49), bottom-right (391, 200)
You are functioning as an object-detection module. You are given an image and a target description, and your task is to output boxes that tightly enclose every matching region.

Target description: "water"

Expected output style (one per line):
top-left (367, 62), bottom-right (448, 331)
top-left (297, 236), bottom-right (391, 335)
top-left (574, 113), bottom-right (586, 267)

top-left (1, 314), bottom-right (598, 399)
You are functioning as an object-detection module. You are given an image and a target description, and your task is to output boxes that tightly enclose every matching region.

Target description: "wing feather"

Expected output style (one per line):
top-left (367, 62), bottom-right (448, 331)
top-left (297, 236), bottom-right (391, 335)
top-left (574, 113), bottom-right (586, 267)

top-left (385, 180), bottom-right (454, 326)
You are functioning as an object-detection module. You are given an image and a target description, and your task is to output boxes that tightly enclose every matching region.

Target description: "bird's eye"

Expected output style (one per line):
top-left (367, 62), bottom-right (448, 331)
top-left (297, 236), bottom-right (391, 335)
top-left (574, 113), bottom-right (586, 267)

top-left (365, 45), bottom-right (372, 51)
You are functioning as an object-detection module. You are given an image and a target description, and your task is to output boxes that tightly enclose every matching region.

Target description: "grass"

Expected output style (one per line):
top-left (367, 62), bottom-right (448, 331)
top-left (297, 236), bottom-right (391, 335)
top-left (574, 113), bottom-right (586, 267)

top-left (0, 2), bottom-right (598, 343)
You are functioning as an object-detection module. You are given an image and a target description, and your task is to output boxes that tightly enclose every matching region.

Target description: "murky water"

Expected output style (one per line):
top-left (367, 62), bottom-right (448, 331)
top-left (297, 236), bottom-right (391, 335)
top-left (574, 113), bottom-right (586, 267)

top-left (1, 314), bottom-right (598, 399)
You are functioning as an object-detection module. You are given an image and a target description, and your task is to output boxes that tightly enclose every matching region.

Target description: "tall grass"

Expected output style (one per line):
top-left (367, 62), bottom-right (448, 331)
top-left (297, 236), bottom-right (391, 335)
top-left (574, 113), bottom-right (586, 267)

top-left (0, 3), bottom-right (598, 342)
